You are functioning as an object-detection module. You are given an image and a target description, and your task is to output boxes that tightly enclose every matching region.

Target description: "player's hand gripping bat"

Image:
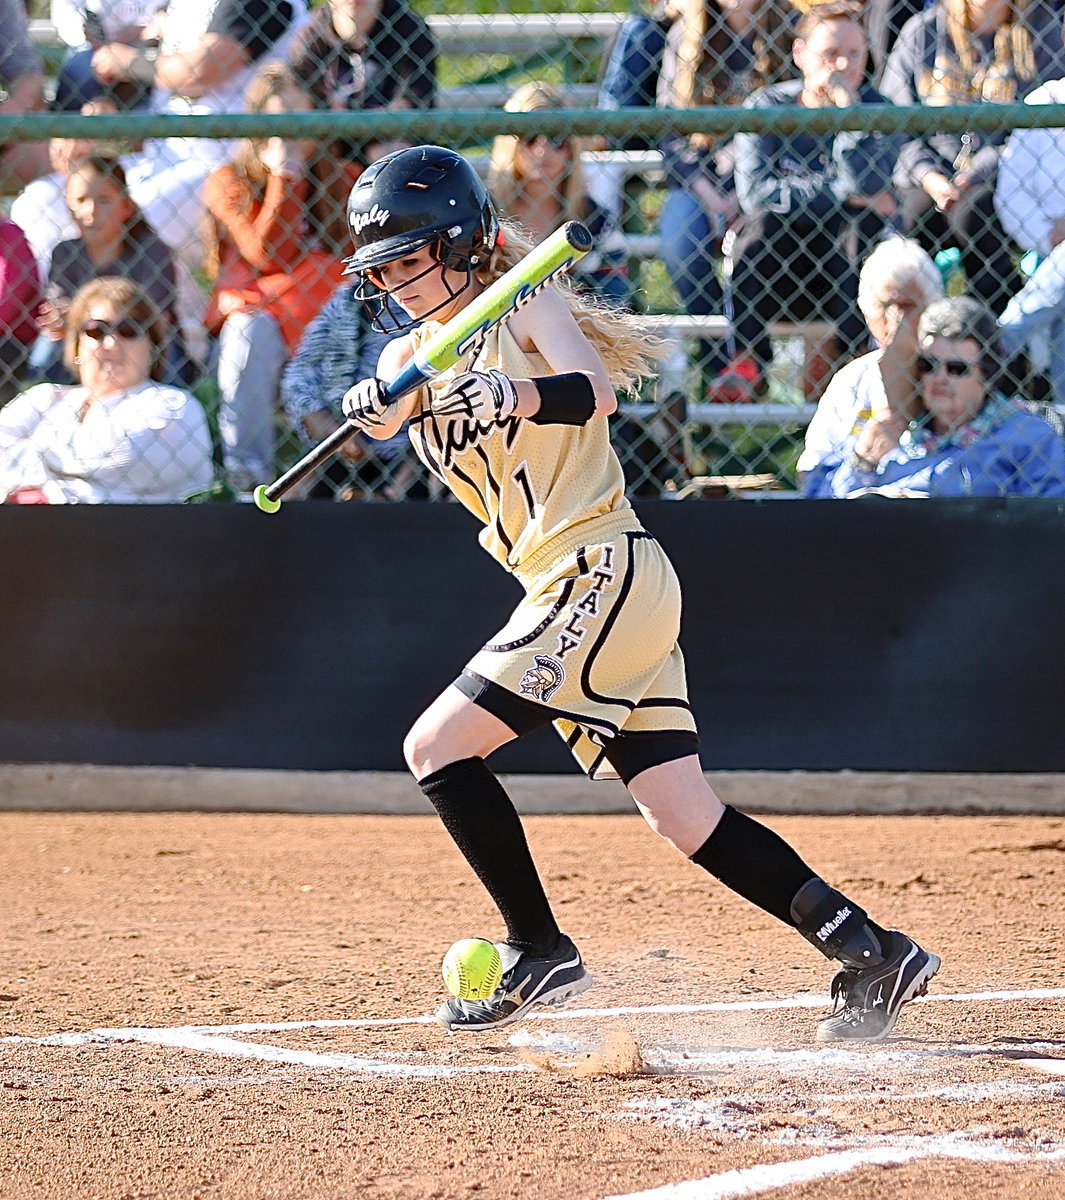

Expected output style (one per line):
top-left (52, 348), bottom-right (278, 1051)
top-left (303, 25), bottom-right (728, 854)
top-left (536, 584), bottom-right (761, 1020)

top-left (252, 221), bottom-right (594, 513)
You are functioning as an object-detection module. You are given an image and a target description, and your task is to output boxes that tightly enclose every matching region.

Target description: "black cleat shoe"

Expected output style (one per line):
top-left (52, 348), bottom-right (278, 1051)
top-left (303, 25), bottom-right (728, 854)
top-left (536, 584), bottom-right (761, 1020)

top-left (435, 933), bottom-right (591, 1031)
top-left (817, 930), bottom-right (940, 1043)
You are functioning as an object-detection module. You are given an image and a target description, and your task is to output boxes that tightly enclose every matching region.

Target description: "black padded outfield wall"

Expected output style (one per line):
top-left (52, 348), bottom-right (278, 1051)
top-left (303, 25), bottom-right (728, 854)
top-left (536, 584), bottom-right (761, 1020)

top-left (1, 498), bottom-right (1063, 773)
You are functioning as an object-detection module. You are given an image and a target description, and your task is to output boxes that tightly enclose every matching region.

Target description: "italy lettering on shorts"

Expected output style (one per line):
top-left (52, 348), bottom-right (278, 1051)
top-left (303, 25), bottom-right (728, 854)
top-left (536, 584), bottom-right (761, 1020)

top-left (465, 531), bottom-right (694, 778)
top-left (555, 544), bottom-right (616, 660)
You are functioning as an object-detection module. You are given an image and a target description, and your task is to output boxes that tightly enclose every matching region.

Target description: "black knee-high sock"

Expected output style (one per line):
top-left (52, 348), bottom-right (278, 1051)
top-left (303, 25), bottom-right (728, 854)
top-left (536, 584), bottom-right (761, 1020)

top-left (692, 807), bottom-right (890, 966)
top-left (690, 805), bottom-right (819, 927)
top-left (418, 756), bottom-right (560, 956)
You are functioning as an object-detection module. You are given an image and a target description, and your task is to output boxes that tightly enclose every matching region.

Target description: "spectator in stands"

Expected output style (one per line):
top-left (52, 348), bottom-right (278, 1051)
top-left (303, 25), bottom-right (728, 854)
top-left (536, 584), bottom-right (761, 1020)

top-left (50, 0), bottom-right (161, 110)
top-left (600, 2), bottom-right (675, 118)
top-left (281, 282), bottom-right (424, 499)
top-left (203, 61), bottom-right (345, 493)
top-left (798, 237), bottom-right (944, 478)
top-left (0, 215), bottom-right (42, 404)
top-left (997, 248), bottom-right (1065, 411)
top-left (0, 0), bottom-right (48, 190)
top-left (723, 3), bottom-right (898, 402)
top-left (995, 16), bottom-right (1065, 406)
top-left (31, 155), bottom-right (185, 386)
top-left (10, 106), bottom-right (209, 368)
top-left (802, 295), bottom-right (1065, 496)
top-left (9, 134), bottom-right (93, 282)
top-left (997, 253), bottom-right (1065, 409)
top-left (488, 82), bottom-right (629, 306)
top-left (288, 0), bottom-right (436, 255)
top-left (879, 0), bottom-right (1065, 315)
top-left (862, 0), bottom-right (928, 82)
top-left (595, 2), bottom-right (675, 267)
top-left (90, 0), bottom-right (309, 275)
top-left (0, 277), bottom-right (213, 503)
top-left (655, 0), bottom-right (758, 387)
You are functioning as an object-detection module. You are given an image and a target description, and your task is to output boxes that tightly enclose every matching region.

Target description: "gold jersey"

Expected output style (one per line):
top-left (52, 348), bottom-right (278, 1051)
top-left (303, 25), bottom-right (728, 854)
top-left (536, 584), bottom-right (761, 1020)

top-left (405, 315), bottom-right (641, 579)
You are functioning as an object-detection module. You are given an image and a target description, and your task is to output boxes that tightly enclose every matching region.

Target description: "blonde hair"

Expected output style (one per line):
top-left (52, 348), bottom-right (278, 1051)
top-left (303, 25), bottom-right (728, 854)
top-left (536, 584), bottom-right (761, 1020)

top-left (944, 0), bottom-right (1035, 102)
top-left (476, 220), bottom-right (661, 394)
top-left (487, 82), bottom-right (587, 223)
top-left (675, 0), bottom-right (717, 107)
top-left (671, 0), bottom-right (772, 106)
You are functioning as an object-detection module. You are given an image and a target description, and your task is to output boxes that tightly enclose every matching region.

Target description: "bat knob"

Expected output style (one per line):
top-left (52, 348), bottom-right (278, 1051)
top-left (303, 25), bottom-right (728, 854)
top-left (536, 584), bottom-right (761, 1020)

top-left (253, 485), bottom-right (282, 514)
top-left (564, 221), bottom-right (594, 254)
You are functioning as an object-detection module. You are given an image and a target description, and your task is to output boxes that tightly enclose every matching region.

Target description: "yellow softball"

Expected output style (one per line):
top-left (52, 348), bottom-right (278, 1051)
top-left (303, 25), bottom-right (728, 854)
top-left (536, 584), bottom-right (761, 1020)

top-left (442, 938), bottom-right (504, 1000)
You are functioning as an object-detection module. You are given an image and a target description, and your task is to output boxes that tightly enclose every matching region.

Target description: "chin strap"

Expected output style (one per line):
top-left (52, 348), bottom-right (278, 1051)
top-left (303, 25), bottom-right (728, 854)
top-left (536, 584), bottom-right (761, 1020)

top-left (790, 878), bottom-right (886, 969)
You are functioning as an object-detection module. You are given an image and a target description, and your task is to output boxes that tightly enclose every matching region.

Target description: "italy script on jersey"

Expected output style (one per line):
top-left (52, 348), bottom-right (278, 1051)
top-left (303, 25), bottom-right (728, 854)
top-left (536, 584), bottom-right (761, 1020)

top-left (405, 319), bottom-right (632, 577)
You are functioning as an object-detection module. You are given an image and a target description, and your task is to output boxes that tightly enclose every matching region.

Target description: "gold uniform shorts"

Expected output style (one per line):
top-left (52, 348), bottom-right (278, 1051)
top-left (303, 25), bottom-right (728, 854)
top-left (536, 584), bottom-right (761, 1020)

top-left (456, 530), bottom-right (699, 781)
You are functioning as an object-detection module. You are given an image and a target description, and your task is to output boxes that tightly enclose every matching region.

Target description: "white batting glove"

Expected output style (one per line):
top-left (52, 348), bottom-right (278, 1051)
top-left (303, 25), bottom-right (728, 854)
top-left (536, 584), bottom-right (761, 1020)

top-left (341, 377), bottom-right (390, 430)
top-left (432, 369), bottom-right (519, 421)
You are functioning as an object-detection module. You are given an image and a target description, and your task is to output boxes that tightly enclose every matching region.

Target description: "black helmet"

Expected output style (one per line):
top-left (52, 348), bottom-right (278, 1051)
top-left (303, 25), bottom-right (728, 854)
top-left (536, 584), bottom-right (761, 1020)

top-left (344, 145), bottom-right (499, 278)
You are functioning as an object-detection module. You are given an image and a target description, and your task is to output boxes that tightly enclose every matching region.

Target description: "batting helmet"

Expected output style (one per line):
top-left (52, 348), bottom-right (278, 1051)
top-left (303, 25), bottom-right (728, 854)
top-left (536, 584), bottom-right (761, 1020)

top-left (344, 145), bottom-right (499, 279)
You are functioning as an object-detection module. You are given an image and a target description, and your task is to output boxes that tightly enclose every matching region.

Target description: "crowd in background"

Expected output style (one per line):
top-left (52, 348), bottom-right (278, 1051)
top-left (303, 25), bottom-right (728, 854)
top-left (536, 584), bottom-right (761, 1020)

top-left (1, 0), bottom-right (1065, 501)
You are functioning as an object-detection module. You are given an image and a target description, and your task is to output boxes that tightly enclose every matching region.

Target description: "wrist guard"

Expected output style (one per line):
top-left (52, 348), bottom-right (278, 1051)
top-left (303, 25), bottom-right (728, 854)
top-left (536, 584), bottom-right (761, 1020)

top-left (529, 372), bottom-right (597, 426)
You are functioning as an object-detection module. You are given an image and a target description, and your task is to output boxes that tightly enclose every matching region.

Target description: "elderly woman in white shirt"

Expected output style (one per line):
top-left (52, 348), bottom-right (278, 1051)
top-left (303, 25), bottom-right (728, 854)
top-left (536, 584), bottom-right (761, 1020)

top-left (798, 237), bottom-right (944, 481)
top-left (0, 276), bottom-right (213, 503)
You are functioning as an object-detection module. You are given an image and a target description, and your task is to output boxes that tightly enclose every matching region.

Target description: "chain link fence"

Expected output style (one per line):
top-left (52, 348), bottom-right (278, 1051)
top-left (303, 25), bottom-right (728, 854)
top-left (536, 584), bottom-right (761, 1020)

top-left (1, 0), bottom-right (1065, 502)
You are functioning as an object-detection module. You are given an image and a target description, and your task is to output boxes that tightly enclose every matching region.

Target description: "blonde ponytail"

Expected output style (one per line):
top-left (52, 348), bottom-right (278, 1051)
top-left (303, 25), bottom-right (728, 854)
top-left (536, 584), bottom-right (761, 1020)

top-left (475, 221), bottom-right (662, 394)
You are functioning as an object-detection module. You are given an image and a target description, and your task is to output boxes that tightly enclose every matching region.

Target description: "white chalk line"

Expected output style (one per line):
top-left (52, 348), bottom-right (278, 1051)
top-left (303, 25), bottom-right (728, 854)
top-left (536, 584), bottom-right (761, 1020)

top-left (5, 988), bottom-right (1065, 1198)
top-left (1024, 1058), bottom-right (1065, 1076)
top-left (3, 986), bottom-right (1063, 1082)
top-left (595, 1132), bottom-right (1065, 1200)
top-left (510, 1027), bottom-right (1065, 1075)
top-left (3, 1025), bottom-right (521, 1078)
top-left (6, 983), bottom-right (1061, 1042)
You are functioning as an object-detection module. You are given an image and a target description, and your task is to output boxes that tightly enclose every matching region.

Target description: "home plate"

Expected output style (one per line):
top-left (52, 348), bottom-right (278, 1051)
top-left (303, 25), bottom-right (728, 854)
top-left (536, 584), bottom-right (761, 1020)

top-left (1017, 1059), bottom-right (1065, 1076)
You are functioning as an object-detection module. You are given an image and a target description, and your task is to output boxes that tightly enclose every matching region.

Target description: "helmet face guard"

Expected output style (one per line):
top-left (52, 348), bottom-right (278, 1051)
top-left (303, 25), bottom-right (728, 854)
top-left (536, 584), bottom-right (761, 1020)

top-left (344, 145), bottom-right (499, 332)
top-left (349, 234), bottom-right (478, 334)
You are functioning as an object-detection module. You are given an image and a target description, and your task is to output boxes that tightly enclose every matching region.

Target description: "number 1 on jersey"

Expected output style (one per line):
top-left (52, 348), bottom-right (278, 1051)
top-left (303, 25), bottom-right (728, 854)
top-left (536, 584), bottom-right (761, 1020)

top-left (512, 462), bottom-right (536, 518)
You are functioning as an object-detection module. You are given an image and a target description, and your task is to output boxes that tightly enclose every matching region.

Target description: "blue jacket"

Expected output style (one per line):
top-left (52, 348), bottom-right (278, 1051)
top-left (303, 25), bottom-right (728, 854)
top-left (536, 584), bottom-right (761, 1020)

top-left (803, 404), bottom-right (1065, 498)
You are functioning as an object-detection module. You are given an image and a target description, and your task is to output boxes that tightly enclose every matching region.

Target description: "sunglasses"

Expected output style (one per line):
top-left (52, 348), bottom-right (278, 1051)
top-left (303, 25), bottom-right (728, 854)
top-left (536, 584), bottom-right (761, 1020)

top-left (518, 134), bottom-right (571, 151)
top-left (916, 354), bottom-right (981, 378)
top-left (79, 319), bottom-right (145, 342)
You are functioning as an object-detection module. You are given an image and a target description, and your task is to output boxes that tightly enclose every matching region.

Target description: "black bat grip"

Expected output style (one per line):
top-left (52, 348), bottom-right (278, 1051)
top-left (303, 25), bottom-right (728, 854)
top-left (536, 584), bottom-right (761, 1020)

top-left (253, 420), bottom-right (361, 512)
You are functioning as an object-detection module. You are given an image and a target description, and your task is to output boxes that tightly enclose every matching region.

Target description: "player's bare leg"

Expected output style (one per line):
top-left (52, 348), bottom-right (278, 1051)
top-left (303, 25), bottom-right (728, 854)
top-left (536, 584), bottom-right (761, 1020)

top-left (626, 754), bottom-right (940, 1042)
top-left (406, 687), bottom-right (591, 1030)
top-left (404, 684), bottom-right (515, 777)
top-left (627, 753), bottom-right (726, 854)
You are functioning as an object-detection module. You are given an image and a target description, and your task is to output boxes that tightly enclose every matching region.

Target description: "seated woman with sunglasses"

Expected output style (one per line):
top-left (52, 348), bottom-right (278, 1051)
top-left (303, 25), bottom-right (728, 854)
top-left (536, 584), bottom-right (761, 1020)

top-left (488, 82), bottom-right (629, 306)
top-left (802, 295), bottom-right (1065, 498)
top-left (0, 277), bottom-right (214, 504)
top-left (31, 154), bottom-right (189, 388)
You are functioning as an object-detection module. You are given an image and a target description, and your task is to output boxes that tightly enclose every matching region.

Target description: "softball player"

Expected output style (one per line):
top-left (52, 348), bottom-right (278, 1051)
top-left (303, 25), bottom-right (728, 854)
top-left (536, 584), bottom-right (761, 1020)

top-left (340, 145), bottom-right (940, 1040)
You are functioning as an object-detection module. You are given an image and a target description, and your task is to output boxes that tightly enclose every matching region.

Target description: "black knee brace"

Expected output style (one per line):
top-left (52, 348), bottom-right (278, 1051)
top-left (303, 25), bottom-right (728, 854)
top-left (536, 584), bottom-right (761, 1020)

top-left (790, 878), bottom-right (886, 969)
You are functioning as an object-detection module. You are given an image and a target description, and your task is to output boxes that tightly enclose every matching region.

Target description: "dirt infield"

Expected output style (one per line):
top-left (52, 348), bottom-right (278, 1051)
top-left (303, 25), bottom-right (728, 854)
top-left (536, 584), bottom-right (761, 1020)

top-left (2, 810), bottom-right (1064, 1200)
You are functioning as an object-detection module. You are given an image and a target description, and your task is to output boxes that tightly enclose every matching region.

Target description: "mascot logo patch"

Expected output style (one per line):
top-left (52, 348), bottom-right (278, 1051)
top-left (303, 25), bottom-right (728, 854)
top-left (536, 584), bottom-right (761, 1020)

top-left (519, 654), bottom-right (565, 703)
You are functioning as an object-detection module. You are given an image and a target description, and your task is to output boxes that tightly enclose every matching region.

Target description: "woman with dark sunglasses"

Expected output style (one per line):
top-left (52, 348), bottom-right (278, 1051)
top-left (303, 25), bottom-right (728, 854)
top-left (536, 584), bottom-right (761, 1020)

top-left (803, 295), bottom-right (1065, 496)
top-left (0, 277), bottom-right (213, 504)
top-left (487, 82), bottom-right (630, 307)
top-left (30, 154), bottom-right (188, 388)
